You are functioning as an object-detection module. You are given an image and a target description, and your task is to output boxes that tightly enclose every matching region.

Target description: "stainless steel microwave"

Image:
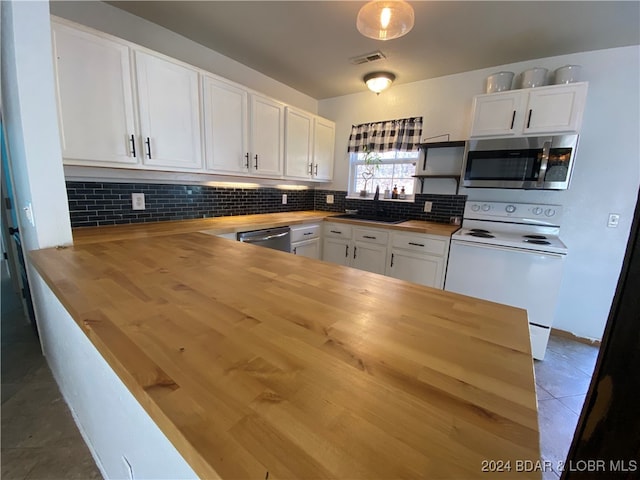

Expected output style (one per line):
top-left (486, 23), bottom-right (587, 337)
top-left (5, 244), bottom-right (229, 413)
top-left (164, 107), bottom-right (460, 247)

top-left (462, 134), bottom-right (579, 190)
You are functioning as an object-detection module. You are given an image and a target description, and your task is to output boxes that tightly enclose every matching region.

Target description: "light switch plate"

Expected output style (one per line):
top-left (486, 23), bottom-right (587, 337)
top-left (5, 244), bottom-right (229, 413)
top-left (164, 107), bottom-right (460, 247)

top-left (423, 201), bottom-right (433, 213)
top-left (282, 194), bottom-right (287, 205)
top-left (132, 193), bottom-right (145, 210)
top-left (607, 213), bottom-right (620, 228)
top-left (326, 194), bottom-right (334, 204)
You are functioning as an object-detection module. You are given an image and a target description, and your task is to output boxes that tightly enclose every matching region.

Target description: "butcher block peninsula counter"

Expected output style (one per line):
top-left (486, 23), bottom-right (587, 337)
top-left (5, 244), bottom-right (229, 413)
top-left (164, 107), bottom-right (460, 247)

top-left (30, 213), bottom-right (541, 479)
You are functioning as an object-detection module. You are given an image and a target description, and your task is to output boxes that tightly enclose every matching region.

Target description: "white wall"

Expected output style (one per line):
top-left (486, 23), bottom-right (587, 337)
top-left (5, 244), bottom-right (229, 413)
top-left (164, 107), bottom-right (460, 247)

top-left (320, 46), bottom-right (640, 341)
top-left (1, 0), bottom-right (72, 251)
top-left (49, 0), bottom-right (318, 114)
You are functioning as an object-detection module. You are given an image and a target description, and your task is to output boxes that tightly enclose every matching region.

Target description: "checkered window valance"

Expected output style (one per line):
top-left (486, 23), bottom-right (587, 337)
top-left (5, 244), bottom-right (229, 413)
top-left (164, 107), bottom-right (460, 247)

top-left (347, 117), bottom-right (423, 153)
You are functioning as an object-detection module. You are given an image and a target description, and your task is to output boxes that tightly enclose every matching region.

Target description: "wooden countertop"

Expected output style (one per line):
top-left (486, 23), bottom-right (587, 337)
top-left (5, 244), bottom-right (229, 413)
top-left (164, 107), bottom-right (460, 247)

top-left (72, 211), bottom-right (460, 245)
top-left (30, 230), bottom-right (540, 479)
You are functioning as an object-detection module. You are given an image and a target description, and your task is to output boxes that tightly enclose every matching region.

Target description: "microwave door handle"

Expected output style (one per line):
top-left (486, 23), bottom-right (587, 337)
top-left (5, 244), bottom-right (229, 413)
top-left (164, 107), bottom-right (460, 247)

top-left (537, 141), bottom-right (552, 187)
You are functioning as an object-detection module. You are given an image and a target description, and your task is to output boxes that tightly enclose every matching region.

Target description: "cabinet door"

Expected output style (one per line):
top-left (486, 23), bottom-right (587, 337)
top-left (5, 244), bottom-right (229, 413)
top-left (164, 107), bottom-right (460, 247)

top-left (352, 241), bottom-right (387, 275)
top-left (322, 238), bottom-right (351, 266)
top-left (522, 83), bottom-right (588, 135)
top-left (470, 92), bottom-right (526, 138)
top-left (284, 107), bottom-right (313, 179)
top-left (250, 94), bottom-right (284, 176)
top-left (292, 238), bottom-right (320, 259)
top-left (203, 76), bottom-right (249, 174)
top-left (135, 51), bottom-right (203, 170)
top-left (313, 117), bottom-right (335, 181)
top-left (388, 249), bottom-right (445, 288)
top-left (51, 23), bottom-right (137, 165)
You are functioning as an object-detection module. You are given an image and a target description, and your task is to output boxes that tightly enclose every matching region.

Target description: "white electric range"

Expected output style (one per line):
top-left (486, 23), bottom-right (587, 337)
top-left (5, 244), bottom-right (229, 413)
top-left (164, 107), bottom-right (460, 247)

top-left (444, 201), bottom-right (568, 360)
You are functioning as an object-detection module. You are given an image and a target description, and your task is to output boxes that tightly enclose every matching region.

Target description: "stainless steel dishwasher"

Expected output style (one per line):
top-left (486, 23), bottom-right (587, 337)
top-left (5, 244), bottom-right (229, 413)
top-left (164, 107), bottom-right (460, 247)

top-left (237, 226), bottom-right (291, 252)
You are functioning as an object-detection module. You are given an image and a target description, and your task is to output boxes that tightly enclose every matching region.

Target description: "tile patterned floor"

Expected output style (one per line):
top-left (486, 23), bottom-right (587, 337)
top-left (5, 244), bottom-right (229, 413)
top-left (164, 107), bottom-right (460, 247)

top-left (1, 261), bottom-right (600, 479)
top-left (1, 265), bottom-right (101, 479)
top-left (534, 336), bottom-right (600, 479)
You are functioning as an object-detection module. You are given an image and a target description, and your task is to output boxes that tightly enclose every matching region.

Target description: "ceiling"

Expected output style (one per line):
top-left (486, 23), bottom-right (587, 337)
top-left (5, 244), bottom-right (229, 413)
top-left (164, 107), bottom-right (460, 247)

top-left (106, 1), bottom-right (640, 100)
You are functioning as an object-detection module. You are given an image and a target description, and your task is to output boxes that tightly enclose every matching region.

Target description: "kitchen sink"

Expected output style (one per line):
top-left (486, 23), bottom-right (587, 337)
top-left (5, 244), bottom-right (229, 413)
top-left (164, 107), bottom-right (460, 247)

top-left (332, 214), bottom-right (408, 224)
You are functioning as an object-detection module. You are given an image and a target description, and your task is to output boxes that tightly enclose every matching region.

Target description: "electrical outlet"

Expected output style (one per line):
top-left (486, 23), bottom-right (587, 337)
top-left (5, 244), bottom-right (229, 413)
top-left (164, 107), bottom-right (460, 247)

top-left (131, 193), bottom-right (145, 210)
top-left (282, 194), bottom-right (287, 205)
top-left (423, 201), bottom-right (433, 213)
top-left (608, 213), bottom-right (620, 228)
top-left (326, 194), bottom-right (334, 204)
top-left (23, 203), bottom-right (35, 227)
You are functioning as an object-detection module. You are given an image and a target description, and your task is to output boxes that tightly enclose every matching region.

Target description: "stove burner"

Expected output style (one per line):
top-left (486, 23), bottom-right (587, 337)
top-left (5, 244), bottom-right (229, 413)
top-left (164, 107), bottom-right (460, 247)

top-left (524, 239), bottom-right (551, 245)
top-left (467, 232), bottom-right (495, 238)
top-left (524, 234), bottom-right (548, 240)
top-left (470, 229), bottom-right (492, 234)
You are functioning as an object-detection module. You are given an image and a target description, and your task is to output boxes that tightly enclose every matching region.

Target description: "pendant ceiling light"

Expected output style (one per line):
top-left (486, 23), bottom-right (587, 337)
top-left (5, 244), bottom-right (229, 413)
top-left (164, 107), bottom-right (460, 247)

top-left (357, 0), bottom-right (415, 41)
top-left (364, 71), bottom-right (396, 94)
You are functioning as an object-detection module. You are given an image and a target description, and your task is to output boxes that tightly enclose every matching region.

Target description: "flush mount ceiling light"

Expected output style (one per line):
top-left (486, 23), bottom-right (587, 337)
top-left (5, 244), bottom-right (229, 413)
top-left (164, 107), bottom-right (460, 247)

top-left (356, 0), bottom-right (415, 41)
top-left (364, 71), bottom-right (396, 94)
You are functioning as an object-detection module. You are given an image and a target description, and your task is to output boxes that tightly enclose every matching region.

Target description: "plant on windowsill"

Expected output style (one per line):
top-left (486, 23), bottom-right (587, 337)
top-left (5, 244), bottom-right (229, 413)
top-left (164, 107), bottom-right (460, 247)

top-left (360, 147), bottom-right (381, 197)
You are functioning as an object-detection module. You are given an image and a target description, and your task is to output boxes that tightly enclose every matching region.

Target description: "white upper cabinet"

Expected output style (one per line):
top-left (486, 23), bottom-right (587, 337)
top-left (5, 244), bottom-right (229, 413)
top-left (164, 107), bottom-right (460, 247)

top-left (51, 22), bottom-right (137, 165)
top-left (134, 51), bottom-right (203, 170)
top-left (470, 82), bottom-right (588, 138)
top-left (312, 117), bottom-right (335, 181)
top-left (202, 75), bottom-right (249, 174)
top-left (250, 94), bottom-right (284, 177)
top-left (522, 84), bottom-right (588, 135)
top-left (284, 109), bottom-right (335, 181)
top-left (284, 107), bottom-right (314, 180)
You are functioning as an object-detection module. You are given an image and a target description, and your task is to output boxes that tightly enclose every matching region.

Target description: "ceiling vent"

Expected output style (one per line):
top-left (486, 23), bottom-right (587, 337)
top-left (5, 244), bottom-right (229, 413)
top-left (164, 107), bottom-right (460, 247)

top-left (349, 50), bottom-right (386, 65)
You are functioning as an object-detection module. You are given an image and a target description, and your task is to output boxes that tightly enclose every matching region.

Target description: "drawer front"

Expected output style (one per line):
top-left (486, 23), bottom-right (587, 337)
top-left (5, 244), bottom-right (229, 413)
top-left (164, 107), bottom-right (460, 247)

top-left (392, 232), bottom-right (448, 256)
top-left (324, 222), bottom-right (352, 239)
top-left (290, 224), bottom-right (320, 242)
top-left (353, 228), bottom-right (388, 245)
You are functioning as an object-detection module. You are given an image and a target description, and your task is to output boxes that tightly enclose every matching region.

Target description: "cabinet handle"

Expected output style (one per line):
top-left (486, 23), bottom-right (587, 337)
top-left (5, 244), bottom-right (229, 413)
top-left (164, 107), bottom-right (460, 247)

top-left (526, 109), bottom-right (533, 129)
top-left (254, 154), bottom-right (259, 170)
top-left (145, 137), bottom-right (152, 159)
top-left (245, 153), bottom-right (250, 169)
top-left (345, 245), bottom-right (349, 258)
top-left (303, 232), bottom-right (313, 236)
top-left (308, 163), bottom-right (313, 175)
top-left (390, 253), bottom-right (394, 267)
top-left (408, 242), bottom-right (425, 247)
top-left (314, 164), bottom-right (318, 176)
top-left (363, 235), bottom-right (377, 240)
top-left (353, 246), bottom-right (357, 259)
top-left (510, 110), bottom-right (516, 129)
top-left (130, 134), bottom-right (136, 158)
top-left (330, 230), bottom-right (342, 234)
top-left (293, 247), bottom-right (297, 254)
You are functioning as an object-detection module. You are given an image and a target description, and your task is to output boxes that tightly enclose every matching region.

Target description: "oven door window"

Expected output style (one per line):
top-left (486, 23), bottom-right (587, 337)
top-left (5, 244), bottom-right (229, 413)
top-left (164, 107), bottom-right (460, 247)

top-left (465, 149), bottom-right (541, 181)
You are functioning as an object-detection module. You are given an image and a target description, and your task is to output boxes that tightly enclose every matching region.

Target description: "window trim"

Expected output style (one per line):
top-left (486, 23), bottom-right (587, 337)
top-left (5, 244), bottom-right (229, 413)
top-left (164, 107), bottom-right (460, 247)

top-left (348, 150), bottom-right (420, 200)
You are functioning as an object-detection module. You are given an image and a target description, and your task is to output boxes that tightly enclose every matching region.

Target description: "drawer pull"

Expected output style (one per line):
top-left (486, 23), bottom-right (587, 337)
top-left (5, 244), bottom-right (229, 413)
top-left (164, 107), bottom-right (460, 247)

top-left (363, 235), bottom-right (377, 240)
top-left (330, 230), bottom-right (342, 234)
top-left (303, 232), bottom-right (314, 236)
top-left (408, 242), bottom-right (425, 247)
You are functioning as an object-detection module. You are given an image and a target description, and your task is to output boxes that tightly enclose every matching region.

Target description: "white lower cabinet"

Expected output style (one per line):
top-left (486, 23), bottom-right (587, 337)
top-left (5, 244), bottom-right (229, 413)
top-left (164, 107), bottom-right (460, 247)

top-left (387, 232), bottom-right (449, 288)
top-left (352, 228), bottom-right (389, 275)
top-left (322, 223), bottom-right (353, 266)
top-left (291, 224), bottom-right (321, 260)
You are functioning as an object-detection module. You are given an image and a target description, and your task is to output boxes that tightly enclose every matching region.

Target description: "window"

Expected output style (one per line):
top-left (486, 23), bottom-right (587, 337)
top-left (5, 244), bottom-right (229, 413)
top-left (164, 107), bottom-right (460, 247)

top-left (349, 149), bottom-right (419, 198)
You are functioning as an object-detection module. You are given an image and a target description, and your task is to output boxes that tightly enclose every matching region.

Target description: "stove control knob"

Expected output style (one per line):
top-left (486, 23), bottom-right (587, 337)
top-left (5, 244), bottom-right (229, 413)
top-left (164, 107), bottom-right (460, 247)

top-left (505, 204), bottom-right (516, 214)
top-left (481, 204), bottom-right (491, 211)
top-left (545, 208), bottom-right (556, 217)
top-left (532, 207), bottom-right (543, 215)
top-left (471, 204), bottom-right (480, 212)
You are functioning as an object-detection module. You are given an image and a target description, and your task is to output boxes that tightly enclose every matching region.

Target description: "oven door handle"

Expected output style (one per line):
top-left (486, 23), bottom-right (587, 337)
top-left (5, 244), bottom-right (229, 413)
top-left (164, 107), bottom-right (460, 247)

top-left (241, 231), bottom-right (289, 243)
top-left (537, 140), bottom-right (552, 188)
top-left (451, 239), bottom-right (565, 258)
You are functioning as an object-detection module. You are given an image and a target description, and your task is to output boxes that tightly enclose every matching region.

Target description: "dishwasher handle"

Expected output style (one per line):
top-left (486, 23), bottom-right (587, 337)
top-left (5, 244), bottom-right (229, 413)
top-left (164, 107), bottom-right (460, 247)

top-left (241, 231), bottom-right (289, 243)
